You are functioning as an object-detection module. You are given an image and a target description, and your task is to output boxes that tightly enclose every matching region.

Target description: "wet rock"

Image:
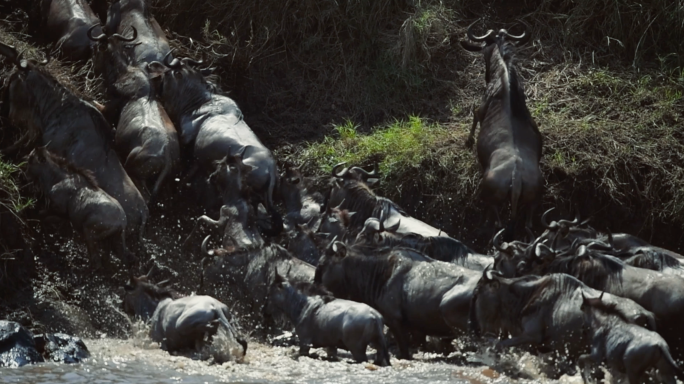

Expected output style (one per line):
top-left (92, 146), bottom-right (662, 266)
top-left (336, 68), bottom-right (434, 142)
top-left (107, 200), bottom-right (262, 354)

top-left (0, 320), bottom-right (44, 367)
top-left (34, 333), bottom-right (90, 363)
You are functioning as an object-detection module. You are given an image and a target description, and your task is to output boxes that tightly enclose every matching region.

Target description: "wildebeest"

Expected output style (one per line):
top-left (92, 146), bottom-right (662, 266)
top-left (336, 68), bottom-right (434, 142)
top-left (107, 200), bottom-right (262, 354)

top-left (286, 222), bottom-right (328, 266)
top-left (354, 217), bottom-right (489, 269)
top-left (184, 151), bottom-right (264, 252)
top-left (460, 22), bottom-right (542, 240)
top-left (36, 0), bottom-right (103, 61)
top-left (27, 147), bottom-right (131, 268)
top-left (280, 166), bottom-right (324, 230)
top-left (579, 292), bottom-right (684, 384)
top-left (123, 275), bottom-right (248, 356)
top-left (518, 245), bottom-right (684, 356)
top-left (266, 275), bottom-right (390, 366)
top-left (146, 57), bottom-right (281, 234)
top-left (104, 0), bottom-right (172, 66)
top-left (89, 25), bottom-right (180, 199)
top-left (200, 240), bottom-right (315, 317)
top-left (0, 43), bottom-right (148, 238)
top-left (471, 271), bottom-right (656, 372)
top-left (315, 241), bottom-right (480, 359)
top-left (327, 163), bottom-right (447, 237)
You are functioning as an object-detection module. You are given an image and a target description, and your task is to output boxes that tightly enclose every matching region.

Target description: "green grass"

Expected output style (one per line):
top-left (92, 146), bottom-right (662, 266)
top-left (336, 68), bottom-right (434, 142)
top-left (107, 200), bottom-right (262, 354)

top-left (0, 158), bottom-right (34, 215)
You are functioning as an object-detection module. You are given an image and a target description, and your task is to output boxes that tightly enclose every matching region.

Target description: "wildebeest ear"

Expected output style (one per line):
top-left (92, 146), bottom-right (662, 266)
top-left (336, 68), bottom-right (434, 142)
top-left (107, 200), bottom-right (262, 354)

top-left (124, 284), bottom-right (134, 292)
top-left (366, 178), bottom-right (379, 187)
top-left (273, 269), bottom-right (285, 285)
top-left (146, 61), bottom-right (168, 79)
top-left (332, 241), bottom-right (347, 258)
top-left (290, 177), bottom-right (301, 185)
top-left (200, 67), bottom-right (215, 76)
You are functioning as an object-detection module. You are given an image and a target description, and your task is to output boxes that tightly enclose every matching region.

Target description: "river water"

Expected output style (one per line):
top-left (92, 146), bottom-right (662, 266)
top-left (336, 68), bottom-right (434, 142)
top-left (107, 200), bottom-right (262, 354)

top-left (0, 334), bottom-right (585, 384)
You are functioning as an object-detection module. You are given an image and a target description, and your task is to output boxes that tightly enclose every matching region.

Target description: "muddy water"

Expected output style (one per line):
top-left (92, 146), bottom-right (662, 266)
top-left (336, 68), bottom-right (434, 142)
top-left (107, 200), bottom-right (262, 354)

top-left (0, 335), bottom-right (585, 384)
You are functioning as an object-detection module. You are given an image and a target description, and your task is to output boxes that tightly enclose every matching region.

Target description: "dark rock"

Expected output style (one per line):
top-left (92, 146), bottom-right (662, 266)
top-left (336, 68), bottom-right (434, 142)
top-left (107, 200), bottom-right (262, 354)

top-left (0, 320), bottom-right (44, 367)
top-left (34, 333), bottom-right (90, 364)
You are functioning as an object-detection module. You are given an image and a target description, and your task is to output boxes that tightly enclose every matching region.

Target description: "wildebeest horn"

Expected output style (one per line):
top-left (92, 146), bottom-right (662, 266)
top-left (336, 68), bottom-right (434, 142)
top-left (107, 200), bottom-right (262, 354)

top-left (466, 19), bottom-right (495, 42)
top-left (598, 291), bottom-right (604, 301)
top-left (557, 208), bottom-right (580, 227)
top-left (385, 218), bottom-right (400, 233)
top-left (500, 26), bottom-right (526, 42)
top-left (113, 26), bottom-right (138, 42)
top-left (332, 162), bottom-right (349, 178)
top-left (483, 264), bottom-right (493, 281)
top-left (87, 24), bottom-right (107, 41)
top-left (0, 42), bottom-right (19, 63)
top-left (351, 163), bottom-right (379, 179)
top-left (541, 207), bottom-right (556, 229)
top-left (182, 57), bottom-right (204, 67)
top-left (156, 279), bottom-right (170, 286)
top-left (163, 50), bottom-right (180, 69)
top-left (492, 228), bottom-right (506, 251)
top-left (201, 235), bottom-right (211, 256)
top-left (146, 264), bottom-right (155, 278)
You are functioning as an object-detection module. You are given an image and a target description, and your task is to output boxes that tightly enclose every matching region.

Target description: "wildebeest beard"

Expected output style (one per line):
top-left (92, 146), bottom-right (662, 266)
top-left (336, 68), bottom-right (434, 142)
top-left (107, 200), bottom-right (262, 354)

top-left (160, 66), bottom-right (223, 122)
top-left (545, 253), bottom-right (625, 292)
top-left (330, 180), bottom-right (406, 229)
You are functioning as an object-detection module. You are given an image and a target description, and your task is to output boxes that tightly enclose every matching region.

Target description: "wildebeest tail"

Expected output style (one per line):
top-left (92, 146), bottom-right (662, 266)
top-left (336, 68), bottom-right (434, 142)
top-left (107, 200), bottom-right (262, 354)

top-left (661, 345), bottom-right (684, 381)
top-left (505, 159), bottom-right (523, 242)
top-left (374, 316), bottom-right (391, 366)
top-left (216, 308), bottom-right (248, 356)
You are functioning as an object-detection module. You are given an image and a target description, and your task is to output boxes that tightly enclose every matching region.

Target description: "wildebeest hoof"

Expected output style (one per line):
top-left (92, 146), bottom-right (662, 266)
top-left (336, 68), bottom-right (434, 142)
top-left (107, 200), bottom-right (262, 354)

top-left (465, 137), bottom-right (475, 149)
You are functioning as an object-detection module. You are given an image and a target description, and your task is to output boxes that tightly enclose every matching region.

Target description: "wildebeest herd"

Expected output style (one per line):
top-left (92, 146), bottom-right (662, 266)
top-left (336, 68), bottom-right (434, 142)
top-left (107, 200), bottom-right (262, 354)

top-left (2, 1), bottom-right (684, 382)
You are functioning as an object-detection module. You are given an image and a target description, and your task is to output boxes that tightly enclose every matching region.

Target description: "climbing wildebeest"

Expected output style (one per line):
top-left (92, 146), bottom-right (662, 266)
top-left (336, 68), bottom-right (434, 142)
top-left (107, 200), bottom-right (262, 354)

top-left (518, 245), bottom-right (684, 357)
top-left (26, 147), bottom-right (131, 269)
top-left (327, 162), bottom-right (447, 237)
top-left (280, 166), bottom-right (324, 230)
top-left (578, 292), bottom-right (684, 384)
top-left (184, 150), bottom-right (264, 252)
top-left (315, 241), bottom-right (480, 359)
top-left (36, 0), bottom-right (103, 61)
top-left (104, 0), bottom-right (172, 66)
top-left (266, 275), bottom-right (390, 366)
top-left (0, 43), bottom-right (148, 239)
top-left (471, 271), bottom-right (655, 374)
top-left (89, 25), bottom-right (180, 199)
top-left (354, 217), bottom-right (489, 269)
top-left (461, 22), bottom-right (542, 241)
top-left (146, 57), bottom-right (281, 234)
top-left (200, 239), bottom-right (315, 318)
top-left (123, 275), bottom-right (248, 356)
top-left (286, 222), bottom-right (329, 266)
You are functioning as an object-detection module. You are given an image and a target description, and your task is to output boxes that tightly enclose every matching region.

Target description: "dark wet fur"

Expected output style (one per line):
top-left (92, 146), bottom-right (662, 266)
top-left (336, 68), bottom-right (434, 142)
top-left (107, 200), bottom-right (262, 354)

top-left (332, 179), bottom-right (406, 228)
top-left (39, 149), bottom-right (100, 189)
top-left (546, 253), bottom-right (624, 291)
top-left (291, 282), bottom-right (336, 303)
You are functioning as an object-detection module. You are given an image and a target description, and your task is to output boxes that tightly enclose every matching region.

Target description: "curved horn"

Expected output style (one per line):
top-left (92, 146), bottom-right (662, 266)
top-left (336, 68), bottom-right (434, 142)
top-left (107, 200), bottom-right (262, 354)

top-left (557, 208), bottom-right (580, 227)
top-left (201, 235), bottom-right (211, 256)
top-left (87, 24), bottom-right (107, 41)
top-left (483, 265), bottom-right (494, 281)
top-left (598, 291), bottom-right (604, 301)
top-left (156, 279), bottom-right (170, 286)
top-left (146, 264), bottom-right (156, 278)
top-left (492, 228), bottom-right (506, 251)
top-left (466, 19), bottom-right (495, 42)
top-left (113, 26), bottom-right (137, 42)
top-left (163, 50), bottom-right (180, 68)
top-left (501, 25), bottom-right (526, 41)
top-left (541, 207), bottom-right (555, 229)
top-left (182, 57), bottom-right (204, 67)
top-left (331, 162), bottom-right (350, 178)
top-left (0, 42), bottom-right (19, 63)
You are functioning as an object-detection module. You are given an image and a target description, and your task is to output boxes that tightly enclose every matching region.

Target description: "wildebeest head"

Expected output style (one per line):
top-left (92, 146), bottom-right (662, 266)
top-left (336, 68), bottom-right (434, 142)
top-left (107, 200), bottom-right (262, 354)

top-left (88, 24), bottom-right (146, 96)
top-left (0, 43), bottom-right (51, 136)
top-left (279, 166), bottom-right (304, 206)
top-left (318, 204), bottom-right (354, 244)
top-left (539, 207), bottom-right (595, 249)
top-left (122, 272), bottom-right (176, 321)
top-left (354, 216), bottom-right (401, 248)
top-left (208, 146), bottom-right (253, 199)
top-left (459, 20), bottom-right (531, 79)
top-left (145, 54), bottom-right (215, 120)
top-left (314, 240), bottom-right (347, 290)
top-left (491, 228), bottom-right (540, 277)
top-left (286, 222), bottom-right (328, 266)
top-left (470, 266), bottom-right (508, 337)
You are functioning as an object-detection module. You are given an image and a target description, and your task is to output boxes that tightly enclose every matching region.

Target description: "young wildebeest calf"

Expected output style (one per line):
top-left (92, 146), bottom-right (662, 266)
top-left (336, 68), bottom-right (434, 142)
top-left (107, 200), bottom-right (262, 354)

top-left (579, 292), bottom-right (684, 384)
top-left (267, 274), bottom-right (390, 366)
top-left (123, 275), bottom-right (248, 357)
top-left (27, 147), bottom-right (130, 269)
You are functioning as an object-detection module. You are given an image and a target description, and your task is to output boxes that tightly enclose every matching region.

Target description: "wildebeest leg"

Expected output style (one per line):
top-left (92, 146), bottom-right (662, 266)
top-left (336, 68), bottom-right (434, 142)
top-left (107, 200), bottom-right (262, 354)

top-left (496, 317), bottom-right (543, 349)
top-left (84, 233), bottom-right (103, 270)
top-left (325, 347), bottom-right (339, 361)
top-left (115, 231), bottom-right (136, 269)
top-left (386, 321), bottom-right (411, 360)
top-left (348, 345), bottom-right (368, 363)
top-left (465, 104), bottom-right (483, 149)
top-left (578, 354), bottom-right (600, 384)
top-left (1, 130), bottom-right (32, 155)
top-left (298, 343), bottom-right (310, 357)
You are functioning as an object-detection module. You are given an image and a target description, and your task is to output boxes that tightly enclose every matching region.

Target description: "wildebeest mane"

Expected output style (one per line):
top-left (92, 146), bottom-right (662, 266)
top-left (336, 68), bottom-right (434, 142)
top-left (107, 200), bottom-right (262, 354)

top-left (336, 252), bottom-right (403, 304)
top-left (42, 150), bottom-right (100, 189)
top-left (292, 281), bottom-right (336, 303)
top-left (547, 252), bottom-right (624, 291)
top-left (137, 280), bottom-right (182, 301)
top-left (334, 180), bottom-right (406, 228)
